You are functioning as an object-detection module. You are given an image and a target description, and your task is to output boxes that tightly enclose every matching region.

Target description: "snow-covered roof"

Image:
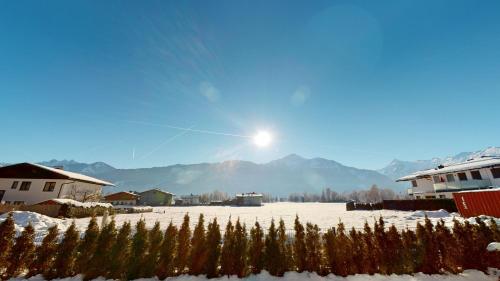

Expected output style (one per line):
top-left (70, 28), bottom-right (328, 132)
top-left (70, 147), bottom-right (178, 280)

top-left (42, 198), bottom-right (113, 208)
top-left (31, 163), bottom-right (114, 186)
top-left (236, 192), bottom-right (263, 197)
top-left (397, 157), bottom-right (500, 182)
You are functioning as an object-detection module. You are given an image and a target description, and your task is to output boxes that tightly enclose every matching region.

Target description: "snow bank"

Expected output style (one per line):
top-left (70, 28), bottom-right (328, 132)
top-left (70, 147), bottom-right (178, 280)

top-left (487, 242), bottom-right (500, 252)
top-left (6, 270), bottom-right (497, 281)
top-left (49, 199), bottom-right (112, 208)
top-left (407, 209), bottom-right (451, 219)
top-left (0, 211), bottom-right (69, 241)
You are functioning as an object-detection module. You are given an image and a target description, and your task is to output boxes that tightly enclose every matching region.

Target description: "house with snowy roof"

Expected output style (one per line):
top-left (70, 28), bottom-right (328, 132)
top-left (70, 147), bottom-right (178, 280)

top-left (397, 156), bottom-right (500, 199)
top-left (0, 162), bottom-right (114, 205)
top-left (104, 191), bottom-right (140, 205)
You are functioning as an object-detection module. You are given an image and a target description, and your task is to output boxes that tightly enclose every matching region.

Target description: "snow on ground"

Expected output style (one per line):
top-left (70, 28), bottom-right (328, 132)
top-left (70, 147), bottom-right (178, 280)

top-left (6, 270), bottom-right (497, 281)
top-left (49, 199), bottom-right (112, 208)
top-left (1, 203), bottom-right (499, 238)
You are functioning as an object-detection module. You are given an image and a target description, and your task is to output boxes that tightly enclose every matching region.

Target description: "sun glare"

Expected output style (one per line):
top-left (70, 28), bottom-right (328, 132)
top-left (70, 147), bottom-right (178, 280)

top-left (253, 131), bottom-right (273, 148)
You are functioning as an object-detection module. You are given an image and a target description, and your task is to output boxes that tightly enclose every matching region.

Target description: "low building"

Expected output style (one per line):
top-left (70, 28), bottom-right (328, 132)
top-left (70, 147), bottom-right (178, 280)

top-left (235, 192), bottom-right (263, 206)
top-left (398, 156), bottom-right (500, 199)
top-left (0, 162), bottom-right (114, 205)
top-left (104, 191), bottom-right (140, 205)
top-left (138, 188), bottom-right (173, 206)
top-left (179, 194), bottom-right (200, 205)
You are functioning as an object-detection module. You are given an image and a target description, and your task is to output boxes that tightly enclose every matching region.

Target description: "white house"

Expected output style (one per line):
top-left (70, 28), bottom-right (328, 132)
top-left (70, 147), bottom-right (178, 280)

top-left (397, 156), bottom-right (500, 199)
top-left (235, 192), bottom-right (263, 206)
top-left (0, 162), bottom-right (114, 205)
top-left (178, 194), bottom-right (201, 205)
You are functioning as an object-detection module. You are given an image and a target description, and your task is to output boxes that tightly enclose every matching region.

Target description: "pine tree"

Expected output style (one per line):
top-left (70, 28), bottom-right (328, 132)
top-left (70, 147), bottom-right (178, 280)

top-left (85, 219), bottom-right (117, 280)
top-left (189, 214), bottom-right (207, 275)
top-left (373, 217), bottom-right (388, 274)
top-left (108, 221), bottom-right (131, 280)
top-left (488, 219), bottom-right (500, 269)
top-left (51, 222), bottom-right (80, 278)
top-left (471, 217), bottom-right (493, 271)
top-left (305, 223), bottom-right (322, 274)
top-left (233, 219), bottom-right (248, 277)
top-left (361, 222), bottom-right (377, 274)
top-left (220, 219), bottom-right (235, 276)
top-left (401, 228), bottom-right (418, 274)
top-left (435, 219), bottom-right (459, 273)
top-left (28, 225), bottom-right (59, 278)
top-left (277, 218), bottom-right (289, 275)
top-left (293, 215), bottom-right (307, 272)
top-left (385, 224), bottom-right (404, 274)
top-left (156, 222), bottom-right (178, 279)
top-left (349, 227), bottom-right (367, 274)
top-left (127, 219), bottom-right (149, 279)
top-left (0, 213), bottom-right (15, 275)
top-left (264, 219), bottom-right (280, 276)
top-left (333, 222), bottom-right (352, 276)
top-left (248, 221), bottom-right (265, 275)
top-left (5, 223), bottom-right (36, 278)
top-left (76, 216), bottom-right (100, 273)
top-left (323, 227), bottom-right (336, 275)
top-left (204, 218), bottom-right (221, 278)
top-left (175, 213), bottom-right (191, 275)
top-left (142, 221), bottom-right (164, 277)
top-left (415, 217), bottom-right (439, 274)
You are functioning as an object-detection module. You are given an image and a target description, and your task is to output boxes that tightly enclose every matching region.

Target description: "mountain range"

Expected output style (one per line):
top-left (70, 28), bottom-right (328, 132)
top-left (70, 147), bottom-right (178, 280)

top-left (2, 147), bottom-right (498, 196)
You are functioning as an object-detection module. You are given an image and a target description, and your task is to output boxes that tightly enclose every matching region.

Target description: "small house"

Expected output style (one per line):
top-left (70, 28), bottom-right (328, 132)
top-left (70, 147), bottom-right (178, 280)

top-left (235, 192), bottom-right (263, 206)
top-left (138, 188), bottom-right (173, 206)
top-left (104, 191), bottom-right (140, 205)
top-left (0, 162), bottom-right (114, 205)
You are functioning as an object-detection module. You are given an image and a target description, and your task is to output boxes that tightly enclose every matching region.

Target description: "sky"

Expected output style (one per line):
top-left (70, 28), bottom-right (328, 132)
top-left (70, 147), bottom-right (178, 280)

top-left (1, 0), bottom-right (500, 170)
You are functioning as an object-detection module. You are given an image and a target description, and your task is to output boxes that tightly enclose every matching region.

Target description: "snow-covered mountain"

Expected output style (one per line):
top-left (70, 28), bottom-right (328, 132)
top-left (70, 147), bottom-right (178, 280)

top-left (379, 147), bottom-right (500, 180)
top-left (2, 155), bottom-right (398, 196)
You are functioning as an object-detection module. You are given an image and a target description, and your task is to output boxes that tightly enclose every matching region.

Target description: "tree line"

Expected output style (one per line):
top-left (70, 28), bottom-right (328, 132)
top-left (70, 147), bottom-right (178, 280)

top-left (0, 212), bottom-right (498, 280)
top-left (288, 185), bottom-right (407, 203)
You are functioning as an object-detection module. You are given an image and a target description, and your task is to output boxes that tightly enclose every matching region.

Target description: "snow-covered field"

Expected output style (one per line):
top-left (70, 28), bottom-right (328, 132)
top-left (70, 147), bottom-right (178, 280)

top-left (1, 203), bottom-right (498, 239)
top-left (7, 270), bottom-right (498, 281)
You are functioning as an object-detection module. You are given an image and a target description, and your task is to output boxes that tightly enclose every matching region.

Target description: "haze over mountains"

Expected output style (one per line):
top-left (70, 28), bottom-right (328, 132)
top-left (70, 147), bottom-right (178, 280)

top-left (2, 147), bottom-right (498, 196)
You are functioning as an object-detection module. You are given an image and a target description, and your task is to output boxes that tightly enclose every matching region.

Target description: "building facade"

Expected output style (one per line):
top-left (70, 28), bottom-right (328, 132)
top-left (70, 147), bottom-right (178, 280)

top-left (398, 157), bottom-right (500, 199)
top-left (235, 192), bottom-right (263, 206)
top-left (138, 189), bottom-right (173, 206)
top-left (104, 191), bottom-right (139, 205)
top-left (0, 163), bottom-right (114, 205)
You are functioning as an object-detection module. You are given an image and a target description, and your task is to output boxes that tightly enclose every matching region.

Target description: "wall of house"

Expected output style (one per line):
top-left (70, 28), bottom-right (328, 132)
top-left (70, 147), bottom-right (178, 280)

top-left (138, 191), bottom-right (173, 206)
top-left (0, 178), bottom-right (103, 205)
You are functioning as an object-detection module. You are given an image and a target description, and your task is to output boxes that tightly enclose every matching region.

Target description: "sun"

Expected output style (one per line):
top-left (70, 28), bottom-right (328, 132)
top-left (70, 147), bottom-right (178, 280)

top-left (253, 131), bottom-right (273, 147)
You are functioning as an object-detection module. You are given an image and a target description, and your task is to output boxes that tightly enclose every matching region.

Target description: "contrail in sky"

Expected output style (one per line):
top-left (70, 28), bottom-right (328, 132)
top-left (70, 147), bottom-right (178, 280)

top-left (140, 126), bottom-right (194, 159)
top-left (128, 120), bottom-right (251, 138)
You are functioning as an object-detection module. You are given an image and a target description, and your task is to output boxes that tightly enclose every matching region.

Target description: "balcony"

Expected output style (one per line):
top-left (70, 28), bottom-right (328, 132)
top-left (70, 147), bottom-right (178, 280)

top-left (433, 179), bottom-right (492, 192)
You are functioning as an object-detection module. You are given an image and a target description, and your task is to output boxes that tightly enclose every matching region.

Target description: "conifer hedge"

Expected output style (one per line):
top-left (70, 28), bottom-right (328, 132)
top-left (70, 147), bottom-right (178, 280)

top-left (0, 212), bottom-right (499, 280)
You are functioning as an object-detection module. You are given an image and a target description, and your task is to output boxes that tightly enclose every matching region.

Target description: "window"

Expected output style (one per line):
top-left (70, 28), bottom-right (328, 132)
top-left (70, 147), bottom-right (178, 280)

top-left (470, 170), bottom-right (482, 180)
top-left (19, 181), bottom-right (31, 191)
top-left (492, 168), bottom-right (500, 179)
top-left (433, 175), bottom-right (440, 183)
top-left (416, 196), bottom-right (421, 199)
top-left (411, 180), bottom-right (418, 187)
top-left (11, 181), bottom-right (18, 189)
top-left (43, 182), bottom-right (56, 192)
top-left (457, 172), bottom-right (468, 181)
top-left (446, 174), bottom-right (455, 182)
top-left (425, 195), bottom-right (436, 199)
top-left (439, 195), bottom-right (446, 199)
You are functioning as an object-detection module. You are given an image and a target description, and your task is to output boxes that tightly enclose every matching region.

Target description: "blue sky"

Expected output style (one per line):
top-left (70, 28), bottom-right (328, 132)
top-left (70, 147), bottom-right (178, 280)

top-left (1, 0), bottom-right (499, 169)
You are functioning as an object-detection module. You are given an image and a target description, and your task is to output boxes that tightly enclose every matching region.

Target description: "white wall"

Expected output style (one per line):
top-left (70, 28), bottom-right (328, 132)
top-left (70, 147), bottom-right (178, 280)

top-left (0, 178), bottom-right (103, 205)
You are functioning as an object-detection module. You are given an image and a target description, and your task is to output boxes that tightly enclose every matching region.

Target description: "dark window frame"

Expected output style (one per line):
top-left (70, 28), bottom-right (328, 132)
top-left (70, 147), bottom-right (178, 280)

top-left (457, 172), bottom-right (468, 181)
top-left (19, 181), bottom-right (31, 191)
top-left (492, 167), bottom-right (500, 179)
top-left (470, 170), bottom-right (482, 180)
top-left (43, 182), bottom-right (56, 192)
top-left (411, 180), bottom-right (418, 187)
top-left (446, 174), bottom-right (455, 182)
top-left (11, 181), bottom-right (18, 189)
